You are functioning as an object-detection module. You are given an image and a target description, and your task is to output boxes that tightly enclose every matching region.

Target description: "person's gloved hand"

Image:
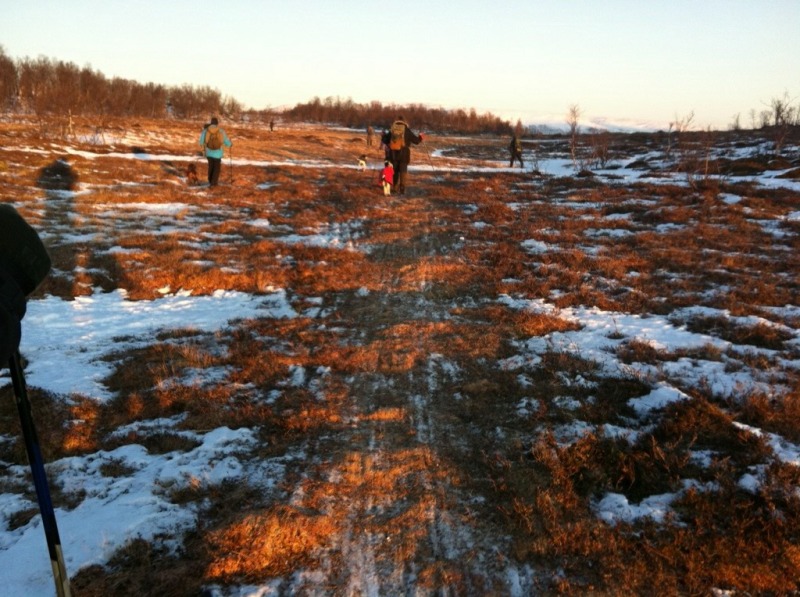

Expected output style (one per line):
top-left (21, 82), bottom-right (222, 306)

top-left (419, 133), bottom-right (424, 142)
top-left (0, 204), bottom-right (51, 366)
top-left (0, 204), bottom-right (50, 296)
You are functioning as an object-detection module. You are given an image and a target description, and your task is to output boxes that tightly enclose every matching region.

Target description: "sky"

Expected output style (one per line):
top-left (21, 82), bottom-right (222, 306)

top-left (2, 0), bottom-right (799, 129)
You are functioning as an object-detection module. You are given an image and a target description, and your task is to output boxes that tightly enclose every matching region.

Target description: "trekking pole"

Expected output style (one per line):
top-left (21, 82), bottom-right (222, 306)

top-left (425, 144), bottom-right (448, 177)
top-left (424, 146), bottom-right (435, 172)
top-left (8, 350), bottom-right (71, 597)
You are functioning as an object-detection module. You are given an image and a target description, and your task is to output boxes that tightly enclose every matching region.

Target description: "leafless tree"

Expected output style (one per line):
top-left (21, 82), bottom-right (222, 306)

top-left (749, 109), bottom-right (758, 130)
top-left (665, 111), bottom-right (693, 162)
top-left (587, 127), bottom-right (611, 168)
top-left (0, 47), bottom-right (18, 111)
top-left (285, 96), bottom-right (512, 134)
top-left (765, 92), bottom-right (798, 154)
top-left (700, 126), bottom-right (717, 184)
top-left (769, 92), bottom-right (792, 127)
top-left (1, 53), bottom-right (236, 120)
top-left (669, 111), bottom-right (701, 185)
top-left (566, 104), bottom-right (581, 169)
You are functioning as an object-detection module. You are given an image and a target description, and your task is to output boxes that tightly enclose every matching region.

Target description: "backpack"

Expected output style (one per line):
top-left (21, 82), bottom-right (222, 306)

top-left (205, 127), bottom-right (223, 150)
top-left (389, 121), bottom-right (405, 150)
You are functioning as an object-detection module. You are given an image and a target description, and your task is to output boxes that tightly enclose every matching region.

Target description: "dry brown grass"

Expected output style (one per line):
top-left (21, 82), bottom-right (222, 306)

top-left (457, 304), bottom-right (580, 340)
top-left (487, 421), bottom-right (800, 594)
top-left (3, 117), bottom-right (799, 594)
top-left (734, 388), bottom-right (800, 444)
top-left (204, 505), bottom-right (338, 581)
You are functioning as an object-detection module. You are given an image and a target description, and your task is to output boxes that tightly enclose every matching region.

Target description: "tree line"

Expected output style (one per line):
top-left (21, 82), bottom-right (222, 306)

top-left (281, 96), bottom-right (514, 135)
top-left (0, 48), bottom-right (242, 119)
top-left (0, 49), bottom-right (514, 135)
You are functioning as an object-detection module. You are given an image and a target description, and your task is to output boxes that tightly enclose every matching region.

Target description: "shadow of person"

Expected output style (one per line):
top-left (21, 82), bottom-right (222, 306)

top-left (35, 158), bottom-right (87, 297)
top-left (36, 158), bottom-right (78, 192)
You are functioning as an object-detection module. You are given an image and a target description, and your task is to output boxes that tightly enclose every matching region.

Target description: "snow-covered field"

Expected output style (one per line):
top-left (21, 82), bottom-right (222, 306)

top-left (1, 119), bottom-right (799, 595)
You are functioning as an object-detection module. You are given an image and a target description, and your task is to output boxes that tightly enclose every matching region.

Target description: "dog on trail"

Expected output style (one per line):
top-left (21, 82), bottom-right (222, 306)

top-left (357, 154), bottom-right (367, 170)
top-left (186, 162), bottom-right (199, 186)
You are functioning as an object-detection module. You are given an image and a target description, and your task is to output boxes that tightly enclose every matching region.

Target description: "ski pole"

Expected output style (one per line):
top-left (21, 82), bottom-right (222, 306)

top-left (8, 350), bottom-right (71, 597)
top-left (425, 144), bottom-right (448, 177)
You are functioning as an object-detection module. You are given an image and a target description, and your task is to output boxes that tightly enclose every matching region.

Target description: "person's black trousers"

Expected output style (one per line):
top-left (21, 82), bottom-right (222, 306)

top-left (207, 157), bottom-right (222, 186)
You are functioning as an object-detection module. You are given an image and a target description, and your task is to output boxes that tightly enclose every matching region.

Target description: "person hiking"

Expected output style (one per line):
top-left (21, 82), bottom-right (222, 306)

top-left (367, 125), bottom-right (374, 147)
top-left (386, 116), bottom-right (422, 195)
top-left (199, 116), bottom-right (232, 187)
top-left (509, 134), bottom-right (524, 168)
top-left (379, 160), bottom-right (394, 196)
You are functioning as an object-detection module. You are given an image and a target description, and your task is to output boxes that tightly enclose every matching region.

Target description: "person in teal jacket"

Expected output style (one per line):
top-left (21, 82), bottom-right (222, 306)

top-left (199, 116), bottom-right (232, 187)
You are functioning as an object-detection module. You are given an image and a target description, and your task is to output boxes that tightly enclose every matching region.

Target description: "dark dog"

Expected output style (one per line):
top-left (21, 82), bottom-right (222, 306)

top-left (186, 162), bottom-right (199, 186)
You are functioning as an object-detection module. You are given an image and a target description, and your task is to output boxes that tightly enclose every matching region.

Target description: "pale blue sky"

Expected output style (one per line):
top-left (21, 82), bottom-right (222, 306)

top-left (3, 0), bottom-right (798, 129)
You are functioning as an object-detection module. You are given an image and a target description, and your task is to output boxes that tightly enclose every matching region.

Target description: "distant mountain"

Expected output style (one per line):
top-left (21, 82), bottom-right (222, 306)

top-left (525, 115), bottom-right (669, 135)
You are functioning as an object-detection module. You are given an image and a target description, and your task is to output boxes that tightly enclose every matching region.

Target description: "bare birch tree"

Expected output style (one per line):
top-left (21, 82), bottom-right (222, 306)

top-left (567, 104), bottom-right (581, 170)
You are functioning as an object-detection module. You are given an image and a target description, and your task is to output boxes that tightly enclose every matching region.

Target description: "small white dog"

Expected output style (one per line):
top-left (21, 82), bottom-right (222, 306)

top-left (357, 154), bottom-right (367, 170)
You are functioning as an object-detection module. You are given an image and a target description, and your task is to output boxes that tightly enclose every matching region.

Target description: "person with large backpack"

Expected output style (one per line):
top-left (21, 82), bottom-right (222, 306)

top-left (509, 134), bottom-right (524, 168)
top-left (199, 116), bottom-right (232, 187)
top-left (386, 116), bottom-right (422, 195)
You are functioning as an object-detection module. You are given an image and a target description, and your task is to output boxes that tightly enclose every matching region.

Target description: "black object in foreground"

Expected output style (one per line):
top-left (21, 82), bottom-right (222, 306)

top-left (0, 204), bottom-right (69, 595)
top-left (8, 351), bottom-right (72, 597)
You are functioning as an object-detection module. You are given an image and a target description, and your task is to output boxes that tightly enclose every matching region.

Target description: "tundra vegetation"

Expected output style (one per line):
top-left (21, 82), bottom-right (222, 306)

top-left (0, 62), bottom-right (799, 594)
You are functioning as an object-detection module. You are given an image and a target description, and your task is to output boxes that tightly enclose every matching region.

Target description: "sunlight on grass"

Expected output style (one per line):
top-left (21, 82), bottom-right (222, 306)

top-left (2, 117), bottom-right (798, 595)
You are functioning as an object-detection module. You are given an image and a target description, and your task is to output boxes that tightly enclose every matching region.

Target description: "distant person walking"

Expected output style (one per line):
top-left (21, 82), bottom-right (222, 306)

top-left (509, 134), bottom-right (524, 168)
top-left (386, 116), bottom-right (422, 195)
top-left (199, 116), bottom-right (232, 187)
top-left (366, 125), bottom-right (374, 147)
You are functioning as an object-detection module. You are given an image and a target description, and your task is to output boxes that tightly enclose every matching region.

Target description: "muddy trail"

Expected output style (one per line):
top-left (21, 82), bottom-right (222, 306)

top-left (266, 193), bottom-right (526, 594)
